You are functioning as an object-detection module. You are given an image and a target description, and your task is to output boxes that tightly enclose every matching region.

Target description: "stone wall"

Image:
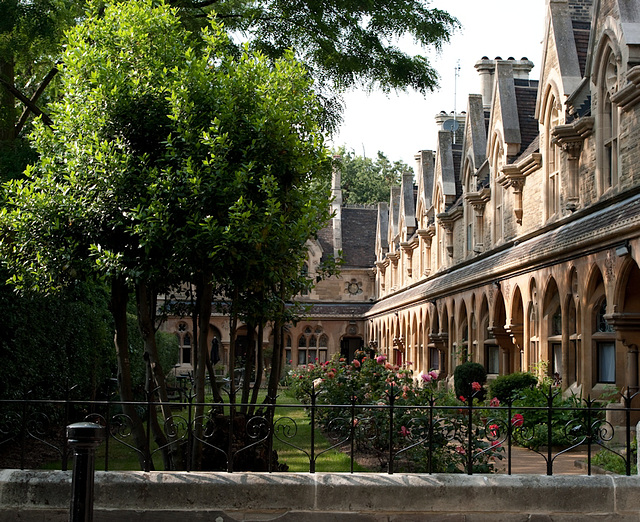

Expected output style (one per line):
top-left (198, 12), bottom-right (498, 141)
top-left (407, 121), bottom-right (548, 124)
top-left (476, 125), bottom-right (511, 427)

top-left (2, 470), bottom-right (639, 522)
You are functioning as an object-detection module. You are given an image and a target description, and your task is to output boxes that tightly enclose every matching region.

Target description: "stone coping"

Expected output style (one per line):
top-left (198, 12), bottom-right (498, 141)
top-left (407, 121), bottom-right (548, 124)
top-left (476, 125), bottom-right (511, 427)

top-left (1, 470), bottom-right (640, 521)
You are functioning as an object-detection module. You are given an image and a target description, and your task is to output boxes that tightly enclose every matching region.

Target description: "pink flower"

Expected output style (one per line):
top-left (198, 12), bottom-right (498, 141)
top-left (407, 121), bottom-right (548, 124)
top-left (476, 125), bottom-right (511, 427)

top-left (376, 355), bottom-right (387, 364)
top-left (429, 370), bottom-right (439, 380)
top-left (490, 397), bottom-right (500, 407)
top-left (420, 373), bottom-right (432, 383)
top-left (511, 414), bottom-right (524, 427)
top-left (399, 426), bottom-right (410, 437)
top-left (455, 446), bottom-right (466, 455)
top-left (471, 382), bottom-right (482, 392)
top-left (384, 362), bottom-right (392, 370)
top-left (326, 371), bottom-right (335, 379)
top-left (352, 359), bottom-right (361, 368)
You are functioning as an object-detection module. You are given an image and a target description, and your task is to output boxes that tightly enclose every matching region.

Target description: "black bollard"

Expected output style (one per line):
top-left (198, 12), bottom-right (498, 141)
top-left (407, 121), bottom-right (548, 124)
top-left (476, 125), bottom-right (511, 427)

top-left (67, 422), bottom-right (106, 522)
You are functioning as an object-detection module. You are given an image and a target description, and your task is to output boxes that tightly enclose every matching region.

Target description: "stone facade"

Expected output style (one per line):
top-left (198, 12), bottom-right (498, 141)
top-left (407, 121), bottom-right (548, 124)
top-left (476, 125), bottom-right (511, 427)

top-left (367, 0), bottom-right (640, 402)
top-left (160, 0), bottom-right (640, 403)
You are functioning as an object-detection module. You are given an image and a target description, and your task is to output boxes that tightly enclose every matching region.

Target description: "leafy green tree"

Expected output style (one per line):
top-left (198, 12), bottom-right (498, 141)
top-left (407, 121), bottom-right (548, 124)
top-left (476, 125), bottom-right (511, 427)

top-left (1, 0), bottom-right (333, 470)
top-left (0, 271), bottom-right (115, 401)
top-left (332, 147), bottom-right (413, 205)
top-left (0, 0), bottom-right (459, 181)
top-left (180, 0), bottom-right (459, 93)
top-left (0, 0), bottom-right (86, 180)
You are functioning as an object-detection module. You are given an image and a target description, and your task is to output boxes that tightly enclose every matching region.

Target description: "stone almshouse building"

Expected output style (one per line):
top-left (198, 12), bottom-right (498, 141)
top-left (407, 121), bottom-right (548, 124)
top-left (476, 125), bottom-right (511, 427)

top-left (162, 0), bottom-right (640, 400)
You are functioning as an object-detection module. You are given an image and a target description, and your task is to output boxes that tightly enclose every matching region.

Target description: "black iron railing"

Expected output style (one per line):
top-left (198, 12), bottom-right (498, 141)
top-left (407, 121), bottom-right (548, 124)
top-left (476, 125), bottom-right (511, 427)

top-left (0, 386), bottom-right (638, 475)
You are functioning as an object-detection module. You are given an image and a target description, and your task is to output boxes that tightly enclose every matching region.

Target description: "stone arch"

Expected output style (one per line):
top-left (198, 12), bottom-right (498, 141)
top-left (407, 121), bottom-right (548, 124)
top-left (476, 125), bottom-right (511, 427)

top-left (607, 257), bottom-right (640, 396)
top-left (458, 299), bottom-right (470, 365)
top-left (585, 264), bottom-right (615, 392)
top-left (508, 284), bottom-right (524, 372)
top-left (562, 266), bottom-right (581, 388)
top-left (542, 276), bottom-right (562, 380)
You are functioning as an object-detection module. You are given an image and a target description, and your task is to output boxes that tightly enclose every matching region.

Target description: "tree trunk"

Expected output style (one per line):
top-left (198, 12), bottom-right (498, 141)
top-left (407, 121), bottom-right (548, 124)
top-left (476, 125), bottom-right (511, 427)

top-left (191, 274), bottom-right (213, 470)
top-left (249, 322), bottom-right (264, 415)
top-left (240, 322), bottom-right (255, 412)
top-left (110, 277), bottom-right (148, 470)
top-left (136, 283), bottom-right (183, 470)
top-left (266, 320), bottom-right (283, 402)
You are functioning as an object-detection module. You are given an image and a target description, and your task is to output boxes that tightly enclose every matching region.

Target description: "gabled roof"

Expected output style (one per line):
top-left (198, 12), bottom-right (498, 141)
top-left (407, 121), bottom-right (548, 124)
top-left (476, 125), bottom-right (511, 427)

top-left (387, 186), bottom-right (401, 248)
top-left (460, 94), bottom-right (488, 178)
top-left (535, 0), bottom-right (584, 117)
top-left (487, 61), bottom-right (522, 158)
top-left (375, 202), bottom-right (389, 261)
top-left (341, 207), bottom-right (378, 267)
top-left (398, 171), bottom-right (417, 240)
top-left (434, 130), bottom-right (457, 209)
top-left (415, 150), bottom-right (435, 219)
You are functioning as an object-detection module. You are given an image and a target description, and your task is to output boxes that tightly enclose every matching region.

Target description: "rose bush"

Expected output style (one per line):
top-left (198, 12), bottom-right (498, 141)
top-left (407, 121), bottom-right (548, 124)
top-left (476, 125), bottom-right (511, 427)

top-left (286, 352), bottom-right (504, 473)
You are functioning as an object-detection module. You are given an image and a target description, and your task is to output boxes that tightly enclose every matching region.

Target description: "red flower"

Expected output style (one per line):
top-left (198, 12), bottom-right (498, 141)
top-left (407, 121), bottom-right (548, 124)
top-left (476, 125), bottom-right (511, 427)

top-left (459, 395), bottom-right (466, 402)
top-left (471, 381), bottom-right (482, 392)
top-left (511, 414), bottom-right (524, 427)
top-left (489, 397), bottom-right (500, 407)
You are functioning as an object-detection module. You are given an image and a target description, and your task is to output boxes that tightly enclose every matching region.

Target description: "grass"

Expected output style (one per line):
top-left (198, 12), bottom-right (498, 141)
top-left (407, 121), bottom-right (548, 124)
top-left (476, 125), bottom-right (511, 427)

top-left (271, 389), bottom-right (369, 472)
top-left (44, 387), bottom-right (369, 472)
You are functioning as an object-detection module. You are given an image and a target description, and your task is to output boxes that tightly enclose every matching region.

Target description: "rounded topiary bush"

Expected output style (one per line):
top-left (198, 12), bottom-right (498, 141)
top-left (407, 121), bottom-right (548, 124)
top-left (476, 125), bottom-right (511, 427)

top-left (488, 372), bottom-right (538, 402)
top-left (453, 362), bottom-right (487, 401)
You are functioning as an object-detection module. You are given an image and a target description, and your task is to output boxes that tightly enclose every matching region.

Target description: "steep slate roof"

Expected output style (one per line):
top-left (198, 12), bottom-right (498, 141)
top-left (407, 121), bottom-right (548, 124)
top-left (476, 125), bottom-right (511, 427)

top-left (573, 20), bottom-right (591, 77)
top-left (341, 207), bottom-right (378, 267)
top-left (513, 79), bottom-right (539, 163)
top-left (452, 143), bottom-right (463, 201)
top-left (368, 191), bottom-right (640, 315)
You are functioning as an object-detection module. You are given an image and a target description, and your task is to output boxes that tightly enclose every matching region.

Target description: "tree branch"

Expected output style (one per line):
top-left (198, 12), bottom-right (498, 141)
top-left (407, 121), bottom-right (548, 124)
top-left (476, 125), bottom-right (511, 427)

top-left (15, 67), bottom-right (58, 136)
top-left (0, 73), bottom-right (53, 128)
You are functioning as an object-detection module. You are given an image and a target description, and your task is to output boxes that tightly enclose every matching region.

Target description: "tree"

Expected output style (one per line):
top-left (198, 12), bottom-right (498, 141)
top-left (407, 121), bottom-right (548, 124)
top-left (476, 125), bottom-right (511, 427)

top-left (1, 0), bottom-right (333, 470)
top-left (333, 147), bottom-right (413, 205)
top-left (0, 0), bottom-right (86, 180)
top-left (0, 1), bottom-right (459, 181)
top-left (178, 0), bottom-right (459, 93)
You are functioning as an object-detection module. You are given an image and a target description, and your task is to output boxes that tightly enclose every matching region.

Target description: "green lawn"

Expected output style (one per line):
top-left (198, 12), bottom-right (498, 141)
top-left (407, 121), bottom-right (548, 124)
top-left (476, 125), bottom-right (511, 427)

top-left (46, 387), bottom-right (369, 472)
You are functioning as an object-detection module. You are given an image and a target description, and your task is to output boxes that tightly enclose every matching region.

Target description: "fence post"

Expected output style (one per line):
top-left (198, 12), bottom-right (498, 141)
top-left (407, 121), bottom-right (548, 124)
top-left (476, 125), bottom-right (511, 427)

top-left (67, 421), bottom-right (105, 522)
top-left (636, 421), bottom-right (640, 475)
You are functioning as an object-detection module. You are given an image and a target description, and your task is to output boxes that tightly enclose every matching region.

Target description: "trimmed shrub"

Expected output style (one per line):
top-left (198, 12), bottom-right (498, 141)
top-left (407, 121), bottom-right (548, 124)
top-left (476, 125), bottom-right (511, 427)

top-left (488, 372), bottom-right (538, 402)
top-left (454, 362), bottom-right (487, 401)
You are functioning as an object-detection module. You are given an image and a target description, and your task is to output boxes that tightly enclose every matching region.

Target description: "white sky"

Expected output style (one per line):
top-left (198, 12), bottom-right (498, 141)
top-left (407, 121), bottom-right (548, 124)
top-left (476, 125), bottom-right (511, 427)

top-left (330, 0), bottom-right (547, 166)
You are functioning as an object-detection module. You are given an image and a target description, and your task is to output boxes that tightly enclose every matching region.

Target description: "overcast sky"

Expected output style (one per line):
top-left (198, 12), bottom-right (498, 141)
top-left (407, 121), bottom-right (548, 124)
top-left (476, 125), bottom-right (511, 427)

top-left (329, 0), bottom-right (546, 166)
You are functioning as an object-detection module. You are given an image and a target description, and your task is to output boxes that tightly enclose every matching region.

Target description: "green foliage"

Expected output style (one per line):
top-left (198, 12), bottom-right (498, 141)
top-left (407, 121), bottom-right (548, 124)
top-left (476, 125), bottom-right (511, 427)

top-left (331, 147), bottom-right (412, 205)
top-left (454, 362), bottom-right (487, 401)
top-left (176, 0), bottom-right (459, 95)
top-left (0, 273), bottom-right (115, 399)
top-left (592, 442), bottom-right (637, 475)
top-left (489, 372), bottom-right (538, 402)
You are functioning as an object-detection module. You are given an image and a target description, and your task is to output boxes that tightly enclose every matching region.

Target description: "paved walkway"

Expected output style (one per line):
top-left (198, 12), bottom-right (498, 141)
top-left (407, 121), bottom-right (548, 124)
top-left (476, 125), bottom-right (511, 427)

top-left (496, 445), bottom-right (591, 474)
